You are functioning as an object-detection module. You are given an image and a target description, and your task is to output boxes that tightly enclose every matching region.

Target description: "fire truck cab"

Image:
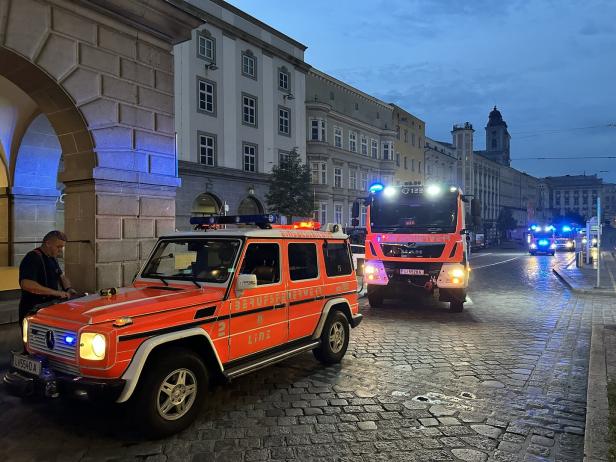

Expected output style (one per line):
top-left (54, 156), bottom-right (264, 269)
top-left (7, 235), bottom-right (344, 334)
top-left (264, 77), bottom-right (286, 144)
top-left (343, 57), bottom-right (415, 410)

top-left (352, 184), bottom-right (480, 313)
top-left (4, 214), bottom-right (361, 437)
top-left (528, 225), bottom-right (557, 255)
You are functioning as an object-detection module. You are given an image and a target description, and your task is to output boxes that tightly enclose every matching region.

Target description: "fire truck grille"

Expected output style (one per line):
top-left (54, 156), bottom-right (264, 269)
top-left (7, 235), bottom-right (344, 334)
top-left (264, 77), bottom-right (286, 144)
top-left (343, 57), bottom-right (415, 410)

top-left (30, 323), bottom-right (77, 361)
top-left (381, 243), bottom-right (445, 258)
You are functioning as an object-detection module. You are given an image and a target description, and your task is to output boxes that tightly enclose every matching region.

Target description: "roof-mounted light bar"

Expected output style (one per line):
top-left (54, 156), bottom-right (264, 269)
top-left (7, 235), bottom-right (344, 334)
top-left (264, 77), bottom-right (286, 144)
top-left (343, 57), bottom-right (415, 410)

top-left (190, 214), bottom-right (278, 229)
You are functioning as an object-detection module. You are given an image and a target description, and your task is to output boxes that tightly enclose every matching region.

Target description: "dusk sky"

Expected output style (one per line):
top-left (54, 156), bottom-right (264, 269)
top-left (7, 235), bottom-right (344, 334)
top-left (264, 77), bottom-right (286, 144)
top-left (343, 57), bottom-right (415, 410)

top-left (226, 0), bottom-right (616, 183)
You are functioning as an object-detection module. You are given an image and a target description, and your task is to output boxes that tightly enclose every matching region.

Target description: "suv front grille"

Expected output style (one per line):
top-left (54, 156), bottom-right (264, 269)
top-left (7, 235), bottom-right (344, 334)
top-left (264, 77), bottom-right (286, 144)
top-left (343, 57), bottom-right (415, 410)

top-left (30, 323), bottom-right (77, 361)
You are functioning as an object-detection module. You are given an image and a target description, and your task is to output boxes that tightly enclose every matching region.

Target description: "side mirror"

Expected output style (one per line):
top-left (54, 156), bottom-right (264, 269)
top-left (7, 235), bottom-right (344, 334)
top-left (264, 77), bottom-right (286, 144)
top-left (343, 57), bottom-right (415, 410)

top-left (351, 201), bottom-right (360, 219)
top-left (236, 274), bottom-right (257, 294)
top-left (471, 198), bottom-right (482, 227)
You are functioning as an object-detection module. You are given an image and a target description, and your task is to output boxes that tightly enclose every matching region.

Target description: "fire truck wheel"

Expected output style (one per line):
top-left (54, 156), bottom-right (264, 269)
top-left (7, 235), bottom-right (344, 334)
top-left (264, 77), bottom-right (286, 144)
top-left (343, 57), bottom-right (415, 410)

top-left (450, 300), bottom-right (464, 312)
top-left (367, 286), bottom-right (384, 307)
top-left (313, 310), bottom-right (350, 365)
top-left (134, 347), bottom-right (208, 438)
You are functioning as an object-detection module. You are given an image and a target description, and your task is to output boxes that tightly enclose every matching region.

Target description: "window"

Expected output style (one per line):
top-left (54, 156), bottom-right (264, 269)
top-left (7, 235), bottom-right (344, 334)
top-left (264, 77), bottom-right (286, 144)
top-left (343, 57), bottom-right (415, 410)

top-left (334, 126), bottom-right (343, 148)
top-left (411, 133), bottom-right (416, 146)
top-left (314, 202), bottom-right (327, 224)
top-left (197, 33), bottom-right (215, 62)
top-left (309, 118), bottom-right (326, 141)
top-left (288, 243), bottom-right (318, 281)
top-left (418, 137), bottom-right (422, 148)
top-left (349, 132), bottom-right (357, 152)
top-left (382, 142), bottom-right (391, 160)
top-left (396, 153), bottom-right (400, 167)
top-left (197, 78), bottom-right (215, 115)
top-left (404, 129), bottom-right (408, 143)
top-left (239, 243), bottom-right (279, 285)
top-left (404, 157), bottom-right (407, 169)
top-left (371, 139), bottom-right (378, 159)
top-left (349, 169), bottom-right (357, 190)
top-left (411, 159), bottom-right (415, 171)
top-left (278, 67), bottom-right (290, 90)
top-left (334, 167), bottom-right (342, 188)
top-left (323, 242), bottom-right (352, 277)
top-left (279, 150), bottom-right (290, 168)
top-left (361, 205), bottom-right (367, 227)
top-left (241, 51), bottom-right (256, 78)
top-left (278, 106), bottom-right (290, 135)
top-left (243, 143), bottom-right (257, 172)
top-left (334, 203), bottom-right (343, 224)
top-left (242, 94), bottom-right (257, 127)
top-left (311, 162), bottom-right (327, 185)
top-left (198, 133), bottom-right (216, 166)
top-left (361, 136), bottom-right (368, 155)
top-left (361, 171), bottom-right (368, 191)
top-left (418, 161), bottom-right (421, 173)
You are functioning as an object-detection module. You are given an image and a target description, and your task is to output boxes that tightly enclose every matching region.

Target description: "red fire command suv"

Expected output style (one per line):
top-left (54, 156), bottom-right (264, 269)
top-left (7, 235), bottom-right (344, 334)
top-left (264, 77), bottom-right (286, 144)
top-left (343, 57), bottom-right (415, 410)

top-left (4, 214), bottom-right (362, 437)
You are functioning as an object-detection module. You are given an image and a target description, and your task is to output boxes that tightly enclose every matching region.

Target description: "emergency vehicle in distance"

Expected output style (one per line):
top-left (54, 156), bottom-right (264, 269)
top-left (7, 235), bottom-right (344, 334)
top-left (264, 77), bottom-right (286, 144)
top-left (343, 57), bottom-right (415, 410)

top-left (4, 214), bottom-right (362, 437)
top-left (554, 224), bottom-right (577, 251)
top-left (352, 183), bottom-right (481, 312)
top-left (528, 224), bottom-right (557, 255)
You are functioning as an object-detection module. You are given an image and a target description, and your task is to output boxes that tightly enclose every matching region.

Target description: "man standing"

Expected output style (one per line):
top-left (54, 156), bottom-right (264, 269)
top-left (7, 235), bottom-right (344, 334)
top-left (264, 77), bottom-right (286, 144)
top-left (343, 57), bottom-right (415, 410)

top-left (18, 230), bottom-right (77, 326)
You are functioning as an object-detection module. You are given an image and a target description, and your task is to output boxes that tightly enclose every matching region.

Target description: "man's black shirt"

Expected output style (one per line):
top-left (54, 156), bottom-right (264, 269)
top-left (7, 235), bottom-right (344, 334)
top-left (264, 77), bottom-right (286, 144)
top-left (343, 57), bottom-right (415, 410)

top-left (19, 248), bottom-right (63, 311)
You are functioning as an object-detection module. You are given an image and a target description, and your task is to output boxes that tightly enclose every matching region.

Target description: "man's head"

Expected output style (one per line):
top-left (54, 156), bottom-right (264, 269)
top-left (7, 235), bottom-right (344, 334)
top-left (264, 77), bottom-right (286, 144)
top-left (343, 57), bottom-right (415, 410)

top-left (42, 230), bottom-right (67, 258)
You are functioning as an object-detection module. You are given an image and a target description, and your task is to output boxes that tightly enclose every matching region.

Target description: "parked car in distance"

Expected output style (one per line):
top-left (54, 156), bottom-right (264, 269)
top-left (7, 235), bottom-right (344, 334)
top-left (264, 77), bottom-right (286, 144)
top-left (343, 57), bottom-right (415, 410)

top-left (351, 244), bottom-right (365, 276)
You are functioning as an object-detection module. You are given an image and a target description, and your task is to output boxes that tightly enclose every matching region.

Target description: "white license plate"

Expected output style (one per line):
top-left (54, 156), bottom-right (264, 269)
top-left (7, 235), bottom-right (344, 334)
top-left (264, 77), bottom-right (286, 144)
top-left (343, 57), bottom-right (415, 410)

top-left (400, 268), bottom-right (424, 275)
top-left (12, 353), bottom-right (42, 376)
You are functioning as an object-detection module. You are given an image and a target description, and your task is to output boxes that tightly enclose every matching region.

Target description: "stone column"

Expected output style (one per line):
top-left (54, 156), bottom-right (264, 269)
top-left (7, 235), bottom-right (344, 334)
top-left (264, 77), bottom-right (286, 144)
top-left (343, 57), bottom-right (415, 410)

top-left (63, 178), bottom-right (176, 293)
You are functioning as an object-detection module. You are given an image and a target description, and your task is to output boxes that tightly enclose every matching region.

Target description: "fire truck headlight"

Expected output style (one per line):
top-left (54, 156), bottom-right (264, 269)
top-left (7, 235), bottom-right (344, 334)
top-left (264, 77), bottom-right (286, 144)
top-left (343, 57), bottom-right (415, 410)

top-left (530, 243), bottom-right (537, 249)
top-left (550, 243), bottom-right (557, 249)
top-left (582, 238), bottom-right (588, 244)
top-left (22, 317), bottom-right (29, 344)
top-left (592, 238), bottom-right (597, 245)
top-left (80, 333), bottom-right (107, 360)
top-left (426, 184), bottom-right (441, 196)
top-left (364, 264), bottom-right (377, 275)
top-left (449, 268), bottom-right (465, 278)
top-left (566, 241), bottom-right (573, 248)
top-left (383, 186), bottom-right (397, 198)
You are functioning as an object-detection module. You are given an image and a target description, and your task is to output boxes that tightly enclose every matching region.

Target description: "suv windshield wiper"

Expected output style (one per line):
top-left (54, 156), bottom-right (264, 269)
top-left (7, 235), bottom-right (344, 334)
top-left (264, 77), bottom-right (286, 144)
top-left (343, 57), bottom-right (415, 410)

top-left (190, 274), bottom-right (202, 288)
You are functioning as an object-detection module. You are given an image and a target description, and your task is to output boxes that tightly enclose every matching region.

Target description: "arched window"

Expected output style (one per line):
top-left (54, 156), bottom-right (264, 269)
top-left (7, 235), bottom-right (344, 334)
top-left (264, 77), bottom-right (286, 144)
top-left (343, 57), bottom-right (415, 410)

top-left (238, 196), bottom-right (263, 215)
top-left (192, 193), bottom-right (221, 215)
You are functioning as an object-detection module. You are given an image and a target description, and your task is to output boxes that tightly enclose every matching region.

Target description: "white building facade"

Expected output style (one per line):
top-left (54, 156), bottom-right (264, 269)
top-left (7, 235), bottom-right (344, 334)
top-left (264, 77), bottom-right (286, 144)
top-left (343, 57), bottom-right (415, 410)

top-left (174, 0), bottom-right (309, 229)
top-left (424, 137), bottom-right (458, 187)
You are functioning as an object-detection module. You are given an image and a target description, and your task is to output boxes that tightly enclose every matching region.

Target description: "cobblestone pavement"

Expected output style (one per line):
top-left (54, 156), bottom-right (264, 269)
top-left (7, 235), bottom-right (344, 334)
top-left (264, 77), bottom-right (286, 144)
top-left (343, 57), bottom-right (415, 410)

top-left (1, 251), bottom-right (615, 461)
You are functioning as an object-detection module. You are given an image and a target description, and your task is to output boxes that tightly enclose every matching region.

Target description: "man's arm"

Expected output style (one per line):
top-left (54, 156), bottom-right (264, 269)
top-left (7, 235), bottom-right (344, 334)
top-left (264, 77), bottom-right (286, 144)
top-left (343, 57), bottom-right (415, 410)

top-left (20, 279), bottom-right (70, 299)
top-left (60, 274), bottom-right (77, 295)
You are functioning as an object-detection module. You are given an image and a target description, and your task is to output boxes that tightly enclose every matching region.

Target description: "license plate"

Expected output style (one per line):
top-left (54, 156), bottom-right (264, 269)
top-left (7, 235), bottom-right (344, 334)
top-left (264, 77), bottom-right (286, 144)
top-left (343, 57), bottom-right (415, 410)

top-left (12, 353), bottom-right (42, 376)
top-left (400, 268), bottom-right (424, 275)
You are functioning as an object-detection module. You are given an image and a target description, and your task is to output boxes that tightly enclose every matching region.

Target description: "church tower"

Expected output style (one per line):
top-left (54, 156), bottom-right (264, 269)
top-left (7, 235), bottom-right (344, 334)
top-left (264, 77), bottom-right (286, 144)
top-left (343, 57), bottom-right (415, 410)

top-left (485, 106), bottom-right (511, 166)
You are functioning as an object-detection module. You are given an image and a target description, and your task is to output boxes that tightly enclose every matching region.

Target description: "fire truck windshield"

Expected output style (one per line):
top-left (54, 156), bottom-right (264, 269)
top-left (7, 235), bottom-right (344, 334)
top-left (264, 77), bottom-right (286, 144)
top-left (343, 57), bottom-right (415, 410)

top-left (370, 195), bottom-right (457, 233)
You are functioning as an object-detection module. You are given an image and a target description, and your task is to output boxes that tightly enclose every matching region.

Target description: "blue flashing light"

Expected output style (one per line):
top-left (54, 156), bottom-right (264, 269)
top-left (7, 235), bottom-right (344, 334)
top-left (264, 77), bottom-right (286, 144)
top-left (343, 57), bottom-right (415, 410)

top-left (65, 335), bottom-right (76, 345)
top-left (369, 183), bottom-right (384, 193)
top-left (538, 239), bottom-right (549, 246)
top-left (190, 214), bottom-right (278, 227)
top-left (530, 225), bottom-right (538, 230)
top-left (562, 225), bottom-right (572, 232)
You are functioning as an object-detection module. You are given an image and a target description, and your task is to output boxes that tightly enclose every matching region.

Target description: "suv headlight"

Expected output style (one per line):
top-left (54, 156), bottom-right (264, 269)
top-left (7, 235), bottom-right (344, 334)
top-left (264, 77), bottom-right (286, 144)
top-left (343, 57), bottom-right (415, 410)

top-left (80, 333), bottom-right (107, 360)
top-left (22, 318), bottom-right (29, 344)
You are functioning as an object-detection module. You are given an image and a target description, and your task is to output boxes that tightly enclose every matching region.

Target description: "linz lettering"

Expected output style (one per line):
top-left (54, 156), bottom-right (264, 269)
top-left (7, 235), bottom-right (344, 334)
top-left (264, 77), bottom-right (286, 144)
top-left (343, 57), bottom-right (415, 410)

top-left (247, 329), bottom-right (271, 345)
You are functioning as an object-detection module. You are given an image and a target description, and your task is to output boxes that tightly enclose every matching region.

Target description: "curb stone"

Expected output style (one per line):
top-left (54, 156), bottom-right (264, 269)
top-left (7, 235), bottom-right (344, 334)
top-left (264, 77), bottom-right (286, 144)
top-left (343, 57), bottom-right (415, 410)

top-left (584, 324), bottom-right (610, 461)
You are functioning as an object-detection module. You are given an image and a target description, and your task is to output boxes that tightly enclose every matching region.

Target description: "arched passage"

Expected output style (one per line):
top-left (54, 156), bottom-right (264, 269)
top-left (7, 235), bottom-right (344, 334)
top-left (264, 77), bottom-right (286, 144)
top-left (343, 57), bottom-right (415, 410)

top-left (192, 192), bottom-right (222, 216)
top-left (238, 196), bottom-right (264, 215)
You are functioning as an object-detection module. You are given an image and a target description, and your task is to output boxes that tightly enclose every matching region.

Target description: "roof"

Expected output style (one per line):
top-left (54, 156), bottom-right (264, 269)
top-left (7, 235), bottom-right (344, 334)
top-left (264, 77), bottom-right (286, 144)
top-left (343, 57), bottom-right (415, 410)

top-left (160, 228), bottom-right (349, 240)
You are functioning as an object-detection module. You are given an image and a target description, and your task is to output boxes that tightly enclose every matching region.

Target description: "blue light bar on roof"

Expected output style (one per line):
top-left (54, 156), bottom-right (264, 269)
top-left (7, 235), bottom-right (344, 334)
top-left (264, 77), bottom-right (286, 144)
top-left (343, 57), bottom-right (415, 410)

top-left (190, 214), bottom-right (278, 226)
top-left (369, 183), bottom-right (384, 193)
top-left (562, 225), bottom-right (572, 232)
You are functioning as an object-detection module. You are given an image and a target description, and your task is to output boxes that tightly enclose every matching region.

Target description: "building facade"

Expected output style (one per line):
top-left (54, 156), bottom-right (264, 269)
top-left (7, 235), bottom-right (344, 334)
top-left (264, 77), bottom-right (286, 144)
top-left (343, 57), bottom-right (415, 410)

top-left (306, 69), bottom-right (396, 228)
top-left (451, 122), bottom-right (474, 195)
top-left (603, 183), bottom-right (616, 227)
top-left (174, 0), bottom-right (310, 230)
top-left (391, 105), bottom-right (424, 186)
top-left (542, 174), bottom-right (603, 221)
top-left (423, 138), bottom-right (457, 187)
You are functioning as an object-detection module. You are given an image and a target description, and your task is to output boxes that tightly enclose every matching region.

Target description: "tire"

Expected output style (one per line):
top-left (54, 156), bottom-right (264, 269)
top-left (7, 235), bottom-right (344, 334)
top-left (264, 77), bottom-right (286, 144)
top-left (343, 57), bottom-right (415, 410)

top-left (132, 347), bottom-right (208, 438)
top-left (450, 300), bottom-right (464, 313)
top-left (313, 310), bottom-right (350, 365)
top-left (367, 285), bottom-right (384, 307)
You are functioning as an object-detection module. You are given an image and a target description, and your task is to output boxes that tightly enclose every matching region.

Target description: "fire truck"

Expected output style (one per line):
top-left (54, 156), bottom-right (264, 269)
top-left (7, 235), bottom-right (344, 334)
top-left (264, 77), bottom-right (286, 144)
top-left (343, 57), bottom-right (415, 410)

top-left (352, 183), bottom-right (481, 312)
top-left (528, 224), bottom-right (556, 255)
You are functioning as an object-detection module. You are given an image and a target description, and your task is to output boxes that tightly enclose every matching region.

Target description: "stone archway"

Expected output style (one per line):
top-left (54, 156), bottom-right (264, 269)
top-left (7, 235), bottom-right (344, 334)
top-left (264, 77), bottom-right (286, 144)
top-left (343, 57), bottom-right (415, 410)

top-left (192, 192), bottom-right (222, 216)
top-left (238, 196), bottom-right (264, 215)
top-left (0, 0), bottom-right (201, 291)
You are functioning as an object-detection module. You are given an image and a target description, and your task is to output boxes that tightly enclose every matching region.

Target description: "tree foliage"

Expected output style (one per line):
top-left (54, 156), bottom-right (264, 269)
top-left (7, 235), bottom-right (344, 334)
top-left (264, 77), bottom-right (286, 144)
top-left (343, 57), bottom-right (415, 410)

top-left (265, 149), bottom-right (313, 220)
top-left (496, 208), bottom-right (517, 237)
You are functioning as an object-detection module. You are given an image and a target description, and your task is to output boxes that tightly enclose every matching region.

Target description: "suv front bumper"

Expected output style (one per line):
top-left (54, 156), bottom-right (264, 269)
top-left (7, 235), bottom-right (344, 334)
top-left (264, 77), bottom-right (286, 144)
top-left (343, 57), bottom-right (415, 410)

top-left (3, 360), bottom-right (125, 402)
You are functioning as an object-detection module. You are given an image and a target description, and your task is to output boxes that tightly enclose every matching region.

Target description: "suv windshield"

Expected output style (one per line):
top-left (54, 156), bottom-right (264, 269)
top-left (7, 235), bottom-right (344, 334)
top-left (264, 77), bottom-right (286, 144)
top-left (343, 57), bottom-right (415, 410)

top-left (141, 238), bottom-right (241, 285)
top-left (370, 194), bottom-right (457, 233)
